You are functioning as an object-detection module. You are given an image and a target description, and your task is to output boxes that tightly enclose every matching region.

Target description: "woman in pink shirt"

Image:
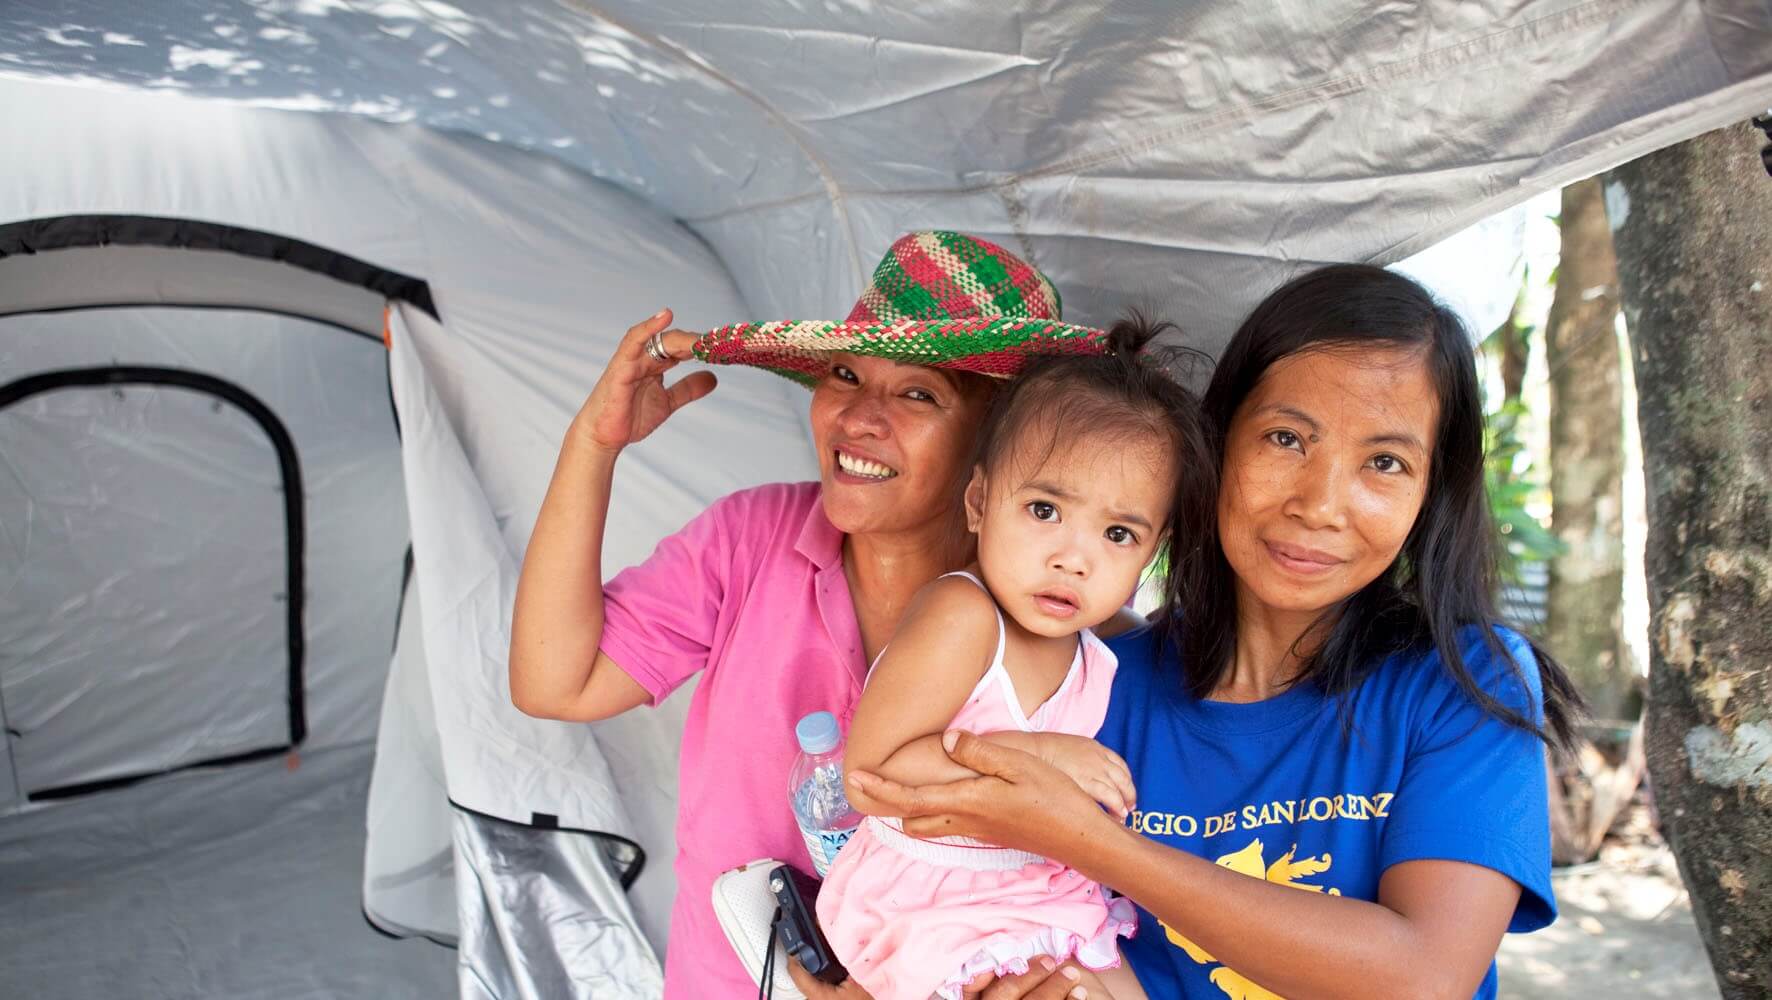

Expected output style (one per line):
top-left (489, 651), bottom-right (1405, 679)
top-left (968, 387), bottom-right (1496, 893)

top-left (510, 232), bottom-right (1113, 1000)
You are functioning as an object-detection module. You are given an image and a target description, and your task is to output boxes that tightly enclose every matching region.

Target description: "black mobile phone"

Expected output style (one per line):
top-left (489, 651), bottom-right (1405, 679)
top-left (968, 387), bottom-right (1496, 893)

top-left (769, 864), bottom-right (847, 985)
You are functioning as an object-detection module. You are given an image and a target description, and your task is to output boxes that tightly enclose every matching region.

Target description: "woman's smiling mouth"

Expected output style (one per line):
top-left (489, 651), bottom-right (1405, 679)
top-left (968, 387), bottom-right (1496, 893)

top-left (1264, 540), bottom-right (1345, 576)
top-left (834, 448), bottom-right (899, 481)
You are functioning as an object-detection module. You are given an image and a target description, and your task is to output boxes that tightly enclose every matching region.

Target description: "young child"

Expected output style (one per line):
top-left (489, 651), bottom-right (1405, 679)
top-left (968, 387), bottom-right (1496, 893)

top-left (816, 319), bottom-right (1213, 1000)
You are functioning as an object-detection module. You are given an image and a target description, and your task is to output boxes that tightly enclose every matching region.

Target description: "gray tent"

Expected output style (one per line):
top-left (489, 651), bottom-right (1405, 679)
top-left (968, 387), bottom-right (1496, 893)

top-left (1, 2), bottom-right (1768, 997)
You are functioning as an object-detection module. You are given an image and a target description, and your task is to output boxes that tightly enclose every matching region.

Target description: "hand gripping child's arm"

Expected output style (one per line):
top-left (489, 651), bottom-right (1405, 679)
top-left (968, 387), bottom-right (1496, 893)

top-left (842, 575), bottom-right (1136, 819)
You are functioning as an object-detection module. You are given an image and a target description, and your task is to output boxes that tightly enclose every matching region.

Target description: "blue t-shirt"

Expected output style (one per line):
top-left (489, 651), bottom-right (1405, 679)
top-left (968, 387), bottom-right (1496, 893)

top-left (1097, 624), bottom-right (1555, 999)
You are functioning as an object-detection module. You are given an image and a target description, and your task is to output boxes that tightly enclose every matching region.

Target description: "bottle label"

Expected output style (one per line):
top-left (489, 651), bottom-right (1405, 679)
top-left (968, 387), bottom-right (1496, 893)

top-left (799, 823), bottom-right (855, 876)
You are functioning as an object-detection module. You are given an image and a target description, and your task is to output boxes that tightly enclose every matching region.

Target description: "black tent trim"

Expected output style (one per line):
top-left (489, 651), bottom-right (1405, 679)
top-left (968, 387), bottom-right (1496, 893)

top-left (361, 801), bottom-right (646, 948)
top-left (391, 544), bottom-right (415, 655)
top-left (448, 798), bottom-right (647, 890)
top-left (0, 215), bottom-right (440, 320)
top-left (0, 300), bottom-right (385, 345)
top-left (0, 365), bottom-right (307, 801)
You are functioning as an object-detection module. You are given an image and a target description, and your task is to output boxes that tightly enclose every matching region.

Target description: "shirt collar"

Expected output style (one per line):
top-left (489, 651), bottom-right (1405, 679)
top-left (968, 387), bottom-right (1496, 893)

top-left (794, 487), bottom-right (845, 570)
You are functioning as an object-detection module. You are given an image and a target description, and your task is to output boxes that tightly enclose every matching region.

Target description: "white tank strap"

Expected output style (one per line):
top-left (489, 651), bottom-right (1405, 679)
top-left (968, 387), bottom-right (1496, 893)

top-left (937, 570), bottom-right (1007, 673)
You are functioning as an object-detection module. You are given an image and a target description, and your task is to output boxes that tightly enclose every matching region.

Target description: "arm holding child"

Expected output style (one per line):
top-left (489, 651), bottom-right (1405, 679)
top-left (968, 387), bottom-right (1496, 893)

top-left (843, 575), bottom-right (1135, 821)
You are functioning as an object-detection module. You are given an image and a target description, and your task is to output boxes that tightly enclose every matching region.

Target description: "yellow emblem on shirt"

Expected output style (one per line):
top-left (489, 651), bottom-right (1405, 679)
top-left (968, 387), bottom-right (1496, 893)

top-left (1160, 838), bottom-right (1341, 1000)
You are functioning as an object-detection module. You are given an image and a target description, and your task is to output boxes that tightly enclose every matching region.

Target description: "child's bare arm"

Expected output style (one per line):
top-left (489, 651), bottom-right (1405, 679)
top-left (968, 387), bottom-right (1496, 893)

top-left (842, 575), bottom-right (1135, 818)
top-left (844, 576), bottom-right (998, 798)
top-left (1083, 960), bottom-right (1148, 1000)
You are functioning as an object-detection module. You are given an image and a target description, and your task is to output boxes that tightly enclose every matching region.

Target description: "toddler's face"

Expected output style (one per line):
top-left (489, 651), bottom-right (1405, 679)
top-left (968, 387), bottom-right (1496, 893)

top-left (964, 429), bottom-right (1172, 638)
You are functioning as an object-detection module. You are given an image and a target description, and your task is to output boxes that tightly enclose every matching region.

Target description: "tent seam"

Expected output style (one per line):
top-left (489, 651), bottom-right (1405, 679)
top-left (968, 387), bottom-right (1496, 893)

top-left (0, 681), bottom-right (19, 801)
top-left (555, 0), bottom-right (865, 288)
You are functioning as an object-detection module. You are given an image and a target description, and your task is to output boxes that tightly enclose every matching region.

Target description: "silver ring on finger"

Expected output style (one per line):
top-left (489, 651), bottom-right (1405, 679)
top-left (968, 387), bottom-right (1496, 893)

top-left (644, 330), bottom-right (671, 363)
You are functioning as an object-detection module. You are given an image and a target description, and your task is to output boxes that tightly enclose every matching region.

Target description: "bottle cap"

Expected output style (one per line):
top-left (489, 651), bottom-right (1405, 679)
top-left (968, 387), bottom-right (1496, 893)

top-left (794, 711), bottom-right (841, 755)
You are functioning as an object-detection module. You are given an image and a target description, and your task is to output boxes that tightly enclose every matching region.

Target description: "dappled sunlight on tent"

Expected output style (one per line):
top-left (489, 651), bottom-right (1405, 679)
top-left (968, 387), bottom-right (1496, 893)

top-left (1, 2), bottom-right (1769, 997)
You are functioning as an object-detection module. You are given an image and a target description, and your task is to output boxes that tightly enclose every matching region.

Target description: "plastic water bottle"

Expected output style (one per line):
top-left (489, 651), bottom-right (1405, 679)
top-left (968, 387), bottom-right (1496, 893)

top-left (788, 710), bottom-right (862, 876)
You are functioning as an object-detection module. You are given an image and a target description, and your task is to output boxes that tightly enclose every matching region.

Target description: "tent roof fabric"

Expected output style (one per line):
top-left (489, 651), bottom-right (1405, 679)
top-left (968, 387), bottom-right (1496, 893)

top-left (4, 5), bottom-right (1772, 989)
top-left (2, 1), bottom-right (1769, 347)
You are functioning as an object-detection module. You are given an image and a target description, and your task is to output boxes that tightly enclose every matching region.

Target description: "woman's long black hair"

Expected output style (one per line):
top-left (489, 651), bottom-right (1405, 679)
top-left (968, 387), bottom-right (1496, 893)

top-left (1159, 264), bottom-right (1583, 748)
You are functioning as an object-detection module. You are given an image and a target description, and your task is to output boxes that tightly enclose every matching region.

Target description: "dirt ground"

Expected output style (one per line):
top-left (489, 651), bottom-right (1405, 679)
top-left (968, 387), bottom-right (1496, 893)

top-left (1497, 837), bottom-right (1720, 999)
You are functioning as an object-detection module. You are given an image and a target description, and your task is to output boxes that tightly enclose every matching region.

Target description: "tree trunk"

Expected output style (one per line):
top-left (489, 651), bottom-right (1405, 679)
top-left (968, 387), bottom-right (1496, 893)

top-left (1606, 121), bottom-right (1772, 999)
top-left (1545, 178), bottom-right (1633, 721)
top-left (1498, 288), bottom-right (1529, 404)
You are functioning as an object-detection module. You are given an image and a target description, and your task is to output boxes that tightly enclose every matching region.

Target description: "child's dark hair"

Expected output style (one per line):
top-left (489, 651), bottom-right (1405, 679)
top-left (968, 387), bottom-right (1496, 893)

top-left (972, 315), bottom-right (1216, 550)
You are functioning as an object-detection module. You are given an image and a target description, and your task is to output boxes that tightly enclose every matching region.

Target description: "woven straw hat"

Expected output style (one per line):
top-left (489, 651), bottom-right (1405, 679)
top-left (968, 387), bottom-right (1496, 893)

top-left (691, 231), bottom-right (1106, 387)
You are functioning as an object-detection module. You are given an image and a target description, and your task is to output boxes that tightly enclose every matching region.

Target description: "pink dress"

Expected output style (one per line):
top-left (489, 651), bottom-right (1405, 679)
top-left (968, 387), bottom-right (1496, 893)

top-left (816, 572), bottom-right (1137, 1000)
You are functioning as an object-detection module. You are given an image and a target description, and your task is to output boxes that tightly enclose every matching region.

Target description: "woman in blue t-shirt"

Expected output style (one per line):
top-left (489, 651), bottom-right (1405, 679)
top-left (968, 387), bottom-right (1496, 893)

top-left (845, 264), bottom-right (1584, 1000)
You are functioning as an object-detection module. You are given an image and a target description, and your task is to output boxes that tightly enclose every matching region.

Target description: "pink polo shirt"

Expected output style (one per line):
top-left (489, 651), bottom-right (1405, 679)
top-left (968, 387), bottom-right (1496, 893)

top-left (601, 480), bottom-right (868, 999)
